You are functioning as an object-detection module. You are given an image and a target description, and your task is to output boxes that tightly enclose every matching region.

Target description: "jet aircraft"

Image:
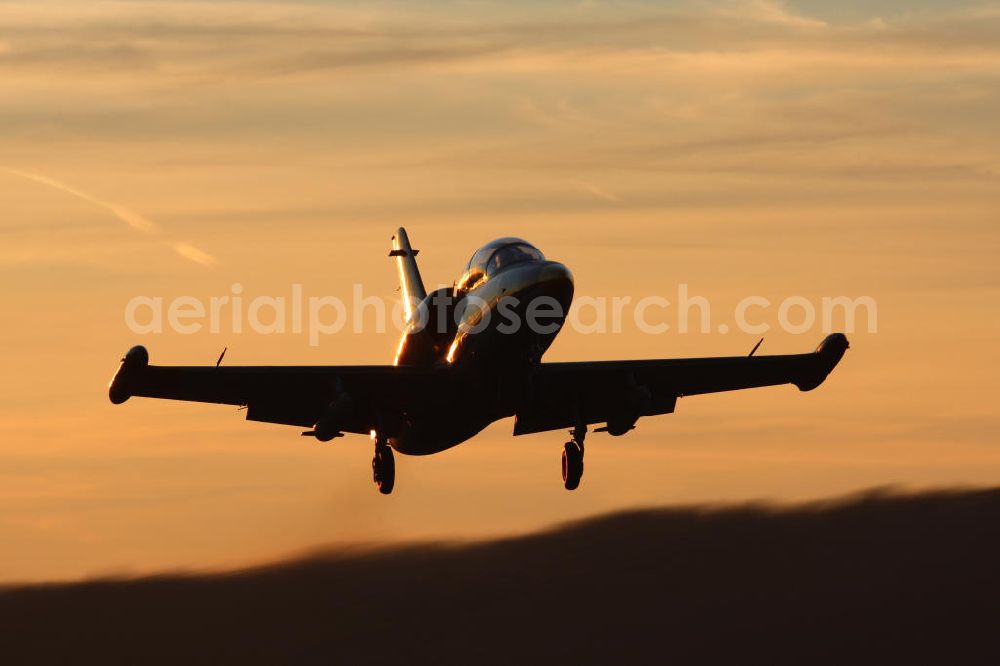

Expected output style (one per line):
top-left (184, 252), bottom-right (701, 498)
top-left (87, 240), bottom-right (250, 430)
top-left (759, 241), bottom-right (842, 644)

top-left (109, 228), bottom-right (848, 494)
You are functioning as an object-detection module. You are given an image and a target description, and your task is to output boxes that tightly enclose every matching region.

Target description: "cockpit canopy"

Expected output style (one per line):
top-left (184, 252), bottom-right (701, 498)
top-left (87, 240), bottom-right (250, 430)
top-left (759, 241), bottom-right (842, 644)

top-left (456, 238), bottom-right (545, 292)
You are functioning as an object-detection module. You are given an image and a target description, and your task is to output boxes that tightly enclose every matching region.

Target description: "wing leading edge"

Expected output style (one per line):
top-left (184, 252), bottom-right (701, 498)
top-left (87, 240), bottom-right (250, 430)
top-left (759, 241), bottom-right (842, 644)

top-left (513, 333), bottom-right (849, 436)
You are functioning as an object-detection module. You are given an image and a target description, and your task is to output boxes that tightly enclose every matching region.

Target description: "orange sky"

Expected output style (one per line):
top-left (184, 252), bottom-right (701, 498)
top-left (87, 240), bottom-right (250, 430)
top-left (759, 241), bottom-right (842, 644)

top-left (1, 0), bottom-right (998, 582)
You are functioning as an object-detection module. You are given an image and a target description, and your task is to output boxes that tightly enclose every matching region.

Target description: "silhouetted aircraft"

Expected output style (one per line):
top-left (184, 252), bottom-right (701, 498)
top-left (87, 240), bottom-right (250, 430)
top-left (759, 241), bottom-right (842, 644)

top-left (109, 228), bottom-right (848, 494)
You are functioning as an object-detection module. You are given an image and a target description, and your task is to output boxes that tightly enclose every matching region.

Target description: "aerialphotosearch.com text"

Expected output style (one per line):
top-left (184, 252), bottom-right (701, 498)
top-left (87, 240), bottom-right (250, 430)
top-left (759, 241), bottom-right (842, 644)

top-left (124, 283), bottom-right (877, 346)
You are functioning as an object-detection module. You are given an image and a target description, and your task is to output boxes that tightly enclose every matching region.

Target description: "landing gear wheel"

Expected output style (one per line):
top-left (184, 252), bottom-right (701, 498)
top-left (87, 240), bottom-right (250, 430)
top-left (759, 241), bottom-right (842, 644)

top-left (373, 444), bottom-right (395, 495)
top-left (562, 441), bottom-right (584, 490)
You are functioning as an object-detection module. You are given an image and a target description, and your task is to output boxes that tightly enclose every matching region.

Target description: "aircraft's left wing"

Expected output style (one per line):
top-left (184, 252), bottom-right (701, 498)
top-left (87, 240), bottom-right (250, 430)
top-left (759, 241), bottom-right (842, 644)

top-left (107, 346), bottom-right (459, 433)
top-left (513, 333), bottom-right (849, 436)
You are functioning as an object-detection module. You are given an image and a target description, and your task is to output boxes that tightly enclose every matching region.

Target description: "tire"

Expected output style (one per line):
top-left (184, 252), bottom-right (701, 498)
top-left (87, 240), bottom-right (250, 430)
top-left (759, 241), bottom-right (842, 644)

top-left (373, 446), bottom-right (395, 495)
top-left (562, 441), bottom-right (583, 490)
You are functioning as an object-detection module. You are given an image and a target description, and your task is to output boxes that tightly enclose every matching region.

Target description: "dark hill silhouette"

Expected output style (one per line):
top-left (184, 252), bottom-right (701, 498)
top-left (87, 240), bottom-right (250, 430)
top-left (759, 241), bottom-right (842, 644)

top-left (3, 487), bottom-right (1000, 665)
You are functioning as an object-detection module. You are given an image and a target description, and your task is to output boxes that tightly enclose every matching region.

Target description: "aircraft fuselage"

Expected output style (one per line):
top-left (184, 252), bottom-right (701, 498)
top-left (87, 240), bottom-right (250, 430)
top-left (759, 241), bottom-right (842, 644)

top-left (390, 237), bottom-right (573, 454)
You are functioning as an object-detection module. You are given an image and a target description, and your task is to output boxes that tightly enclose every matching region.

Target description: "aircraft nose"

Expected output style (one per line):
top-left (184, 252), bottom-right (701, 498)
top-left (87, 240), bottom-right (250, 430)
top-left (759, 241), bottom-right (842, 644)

top-left (537, 261), bottom-right (574, 311)
top-left (540, 261), bottom-right (573, 286)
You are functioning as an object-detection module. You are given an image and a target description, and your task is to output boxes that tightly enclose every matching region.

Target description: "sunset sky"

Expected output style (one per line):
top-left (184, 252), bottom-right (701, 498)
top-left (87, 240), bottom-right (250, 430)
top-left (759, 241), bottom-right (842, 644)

top-left (1, 0), bottom-right (998, 582)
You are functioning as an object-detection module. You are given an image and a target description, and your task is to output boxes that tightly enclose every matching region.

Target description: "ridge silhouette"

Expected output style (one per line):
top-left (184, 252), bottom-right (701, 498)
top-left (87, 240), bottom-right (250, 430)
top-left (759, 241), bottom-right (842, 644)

top-left (2, 487), bottom-right (999, 664)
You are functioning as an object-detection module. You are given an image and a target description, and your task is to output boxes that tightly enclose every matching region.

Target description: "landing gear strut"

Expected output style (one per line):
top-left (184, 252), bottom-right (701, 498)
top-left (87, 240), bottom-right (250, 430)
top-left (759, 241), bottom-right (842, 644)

top-left (561, 424), bottom-right (586, 490)
top-left (372, 433), bottom-right (395, 495)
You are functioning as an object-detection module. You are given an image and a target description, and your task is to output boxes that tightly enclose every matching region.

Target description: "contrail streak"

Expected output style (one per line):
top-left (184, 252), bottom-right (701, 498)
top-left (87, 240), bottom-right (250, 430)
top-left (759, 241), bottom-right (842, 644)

top-left (172, 242), bottom-right (217, 267)
top-left (4, 167), bottom-right (217, 266)
top-left (5, 168), bottom-right (159, 233)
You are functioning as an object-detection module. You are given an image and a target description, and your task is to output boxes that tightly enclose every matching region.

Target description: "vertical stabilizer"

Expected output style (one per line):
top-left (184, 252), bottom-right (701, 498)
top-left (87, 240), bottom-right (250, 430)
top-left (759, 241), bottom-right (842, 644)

top-left (390, 227), bottom-right (427, 320)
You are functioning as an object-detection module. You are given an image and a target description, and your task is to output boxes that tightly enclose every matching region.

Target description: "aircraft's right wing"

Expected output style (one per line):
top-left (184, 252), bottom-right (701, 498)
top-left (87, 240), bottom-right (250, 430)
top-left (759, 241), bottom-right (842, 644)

top-left (513, 333), bottom-right (849, 436)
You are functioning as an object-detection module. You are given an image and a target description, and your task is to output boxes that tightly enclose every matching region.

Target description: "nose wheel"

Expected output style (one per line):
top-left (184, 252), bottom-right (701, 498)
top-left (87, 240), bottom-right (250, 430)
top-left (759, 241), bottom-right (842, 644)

top-left (372, 435), bottom-right (395, 495)
top-left (561, 425), bottom-right (586, 490)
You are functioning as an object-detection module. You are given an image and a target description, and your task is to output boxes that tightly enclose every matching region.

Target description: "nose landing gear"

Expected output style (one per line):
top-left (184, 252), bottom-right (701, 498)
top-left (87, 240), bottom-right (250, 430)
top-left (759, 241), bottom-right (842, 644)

top-left (372, 433), bottom-right (395, 495)
top-left (561, 424), bottom-right (586, 490)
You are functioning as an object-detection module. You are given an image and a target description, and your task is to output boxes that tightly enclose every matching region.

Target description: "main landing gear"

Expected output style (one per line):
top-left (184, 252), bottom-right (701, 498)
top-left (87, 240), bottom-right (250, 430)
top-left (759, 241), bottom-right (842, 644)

top-left (372, 432), bottom-right (395, 495)
top-left (561, 424), bottom-right (586, 490)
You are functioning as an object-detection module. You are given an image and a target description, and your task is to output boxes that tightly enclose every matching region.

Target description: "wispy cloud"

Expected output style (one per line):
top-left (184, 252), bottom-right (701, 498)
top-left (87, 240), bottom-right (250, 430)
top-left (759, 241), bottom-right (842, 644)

top-left (1, 1), bottom-right (999, 82)
top-left (575, 180), bottom-right (623, 204)
top-left (1, 0), bottom-right (999, 217)
top-left (3, 168), bottom-right (217, 267)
